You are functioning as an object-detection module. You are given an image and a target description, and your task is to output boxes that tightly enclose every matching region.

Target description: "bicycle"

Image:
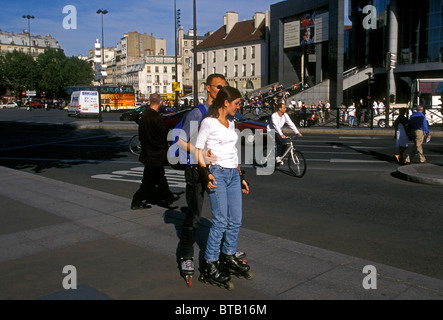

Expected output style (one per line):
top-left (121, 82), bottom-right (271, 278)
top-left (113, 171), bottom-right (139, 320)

top-left (129, 135), bottom-right (141, 155)
top-left (258, 136), bottom-right (307, 178)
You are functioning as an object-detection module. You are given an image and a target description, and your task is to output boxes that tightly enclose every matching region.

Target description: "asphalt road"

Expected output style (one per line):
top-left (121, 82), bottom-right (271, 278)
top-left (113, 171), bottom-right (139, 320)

top-left (1, 108), bottom-right (443, 281)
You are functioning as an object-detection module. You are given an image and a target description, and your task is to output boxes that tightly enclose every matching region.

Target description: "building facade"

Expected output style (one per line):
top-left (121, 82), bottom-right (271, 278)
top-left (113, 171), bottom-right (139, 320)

top-left (270, 0), bottom-right (443, 108)
top-left (196, 11), bottom-right (270, 96)
top-left (178, 28), bottom-right (207, 96)
top-left (138, 55), bottom-right (182, 100)
top-left (0, 29), bottom-right (63, 58)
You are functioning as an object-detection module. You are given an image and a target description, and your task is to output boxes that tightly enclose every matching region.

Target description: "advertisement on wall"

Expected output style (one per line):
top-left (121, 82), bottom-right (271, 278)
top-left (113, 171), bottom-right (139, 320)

top-left (284, 10), bottom-right (329, 49)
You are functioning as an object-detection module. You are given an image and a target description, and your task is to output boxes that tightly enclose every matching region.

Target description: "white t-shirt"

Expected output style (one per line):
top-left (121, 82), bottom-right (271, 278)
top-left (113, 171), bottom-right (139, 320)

top-left (348, 105), bottom-right (356, 116)
top-left (195, 117), bottom-right (238, 168)
top-left (268, 112), bottom-right (300, 136)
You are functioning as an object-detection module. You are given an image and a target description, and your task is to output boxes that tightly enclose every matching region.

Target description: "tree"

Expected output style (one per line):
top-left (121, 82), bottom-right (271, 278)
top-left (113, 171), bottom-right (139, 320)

top-left (0, 49), bottom-right (93, 100)
top-left (0, 51), bottom-right (35, 99)
top-left (34, 49), bottom-right (93, 99)
top-left (34, 49), bottom-right (66, 98)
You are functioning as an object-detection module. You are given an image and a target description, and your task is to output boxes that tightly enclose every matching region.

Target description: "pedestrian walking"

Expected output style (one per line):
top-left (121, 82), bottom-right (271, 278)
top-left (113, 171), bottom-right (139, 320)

top-left (348, 103), bottom-right (356, 127)
top-left (131, 93), bottom-right (178, 210)
top-left (393, 108), bottom-right (410, 164)
top-left (317, 100), bottom-right (324, 124)
top-left (325, 100), bottom-right (330, 120)
top-left (404, 106), bottom-right (431, 164)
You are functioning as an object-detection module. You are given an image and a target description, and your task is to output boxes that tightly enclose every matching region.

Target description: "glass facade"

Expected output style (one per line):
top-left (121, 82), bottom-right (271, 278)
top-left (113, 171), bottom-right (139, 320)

top-left (397, 0), bottom-right (443, 64)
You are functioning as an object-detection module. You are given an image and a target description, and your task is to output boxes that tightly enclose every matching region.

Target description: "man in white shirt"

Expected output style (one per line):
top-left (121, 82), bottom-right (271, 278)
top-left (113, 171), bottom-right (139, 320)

top-left (267, 103), bottom-right (302, 165)
top-left (347, 103), bottom-right (356, 127)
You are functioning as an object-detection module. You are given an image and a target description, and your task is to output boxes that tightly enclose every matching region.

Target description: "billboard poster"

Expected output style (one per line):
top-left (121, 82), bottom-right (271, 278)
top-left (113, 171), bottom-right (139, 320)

top-left (284, 10), bottom-right (329, 49)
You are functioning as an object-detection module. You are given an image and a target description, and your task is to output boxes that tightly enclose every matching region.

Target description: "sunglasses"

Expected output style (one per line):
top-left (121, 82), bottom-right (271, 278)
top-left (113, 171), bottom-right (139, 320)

top-left (209, 85), bottom-right (225, 90)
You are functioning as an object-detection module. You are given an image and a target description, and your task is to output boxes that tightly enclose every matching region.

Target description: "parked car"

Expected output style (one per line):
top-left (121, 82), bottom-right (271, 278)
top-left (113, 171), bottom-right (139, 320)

top-left (0, 101), bottom-right (18, 109)
top-left (120, 105), bottom-right (173, 123)
top-left (162, 109), bottom-right (190, 129)
top-left (162, 109), bottom-right (268, 135)
top-left (373, 108), bottom-right (442, 128)
top-left (233, 112), bottom-right (268, 133)
top-left (372, 112), bottom-right (397, 128)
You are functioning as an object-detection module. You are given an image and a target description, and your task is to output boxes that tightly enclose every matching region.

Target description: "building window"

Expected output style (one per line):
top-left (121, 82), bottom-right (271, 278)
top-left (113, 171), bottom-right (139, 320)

top-left (243, 47), bottom-right (247, 59)
top-left (147, 66), bottom-right (151, 73)
top-left (202, 67), bottom-right (206, 79)
top-left (147, 86), bottom-right (152, 94)
top-left (224, 50), bottom-right (227, 62)
top-left (213, 51), bottom-right (216, 63)
top-left (251, 46), bottom-right (255, 59)
top-left (234, 48), bottom-right (238, 60)
top-left (234, 65), bottom-right (238, 77)
top-left (242, 64), bottom-right (246, 77)
top-left (202, 53), bottom-right (206, 64)
top-left (251, 63), bottom-right (255, 76)
top-left (224, 66), bottom-right (227, 77)
top-left (155, 86), bottom-right (160, 93)
top-left (213, 67), bottom-right (216, 74)
top-left (155, 66), bottom-right (159, 73)
top-left (163, 86), bottom-right (167, 93)
top-left (164, 66), bottom-right (168, 73)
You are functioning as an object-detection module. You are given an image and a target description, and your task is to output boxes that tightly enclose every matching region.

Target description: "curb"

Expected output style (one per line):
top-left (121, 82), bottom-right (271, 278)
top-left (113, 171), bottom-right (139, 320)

top-left (397, 163), bottom-right (443, 186)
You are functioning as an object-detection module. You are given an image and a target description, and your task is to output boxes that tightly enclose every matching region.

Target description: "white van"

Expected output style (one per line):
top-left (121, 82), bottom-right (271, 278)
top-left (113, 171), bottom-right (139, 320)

top-left (67, 91), bottom-right (99, 117)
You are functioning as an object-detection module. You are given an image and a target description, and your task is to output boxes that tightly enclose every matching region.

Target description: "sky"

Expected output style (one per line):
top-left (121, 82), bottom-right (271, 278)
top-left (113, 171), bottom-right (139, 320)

top-left (1, 0), bottom-right (352, 57)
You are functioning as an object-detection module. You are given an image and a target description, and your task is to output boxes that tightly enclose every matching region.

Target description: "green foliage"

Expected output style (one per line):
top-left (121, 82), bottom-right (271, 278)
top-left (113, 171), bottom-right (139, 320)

top-left (0, 49), bottom-right (93, 99)
top-left (0, 51), bottom-right (35, 98)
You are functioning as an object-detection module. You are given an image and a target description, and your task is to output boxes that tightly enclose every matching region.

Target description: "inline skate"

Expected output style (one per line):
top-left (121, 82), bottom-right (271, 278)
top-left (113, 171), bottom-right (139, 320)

top-left (221, 253), bottom-right (254, 280)
top-left (178, 257), bottom-right (194, 287)
top-left (198, 260), bottom-right (234, 290)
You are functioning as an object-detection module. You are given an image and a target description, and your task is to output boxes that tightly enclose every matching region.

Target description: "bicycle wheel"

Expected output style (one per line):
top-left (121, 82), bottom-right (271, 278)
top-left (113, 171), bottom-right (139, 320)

top-left (129, 135), bottom-right (141, 155)
top-left (288, 149), bottom-right (306, 177)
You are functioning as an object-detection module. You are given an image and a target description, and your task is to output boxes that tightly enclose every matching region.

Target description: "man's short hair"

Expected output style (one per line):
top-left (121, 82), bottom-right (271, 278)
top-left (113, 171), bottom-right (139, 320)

top-left (417, 105), bottom-right (424, 111)
top-left (206, 73), bottom-right (226, 86)
top-left (150, 93), bottom-right (162, 105)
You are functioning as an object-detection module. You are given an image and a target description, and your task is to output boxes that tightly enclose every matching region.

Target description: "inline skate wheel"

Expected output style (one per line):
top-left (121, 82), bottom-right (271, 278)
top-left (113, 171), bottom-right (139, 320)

top-left (185, 275), bottom-right (193, 287)
top-left (245, 271), bottom-right (254, 280)
top-left (225, 281), bottom-right (234, 291)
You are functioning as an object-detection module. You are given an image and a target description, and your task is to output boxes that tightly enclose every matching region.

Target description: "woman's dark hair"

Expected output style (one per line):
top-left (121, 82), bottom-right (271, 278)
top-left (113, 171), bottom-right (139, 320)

top-left (207, 86), bottom-right (242, 118)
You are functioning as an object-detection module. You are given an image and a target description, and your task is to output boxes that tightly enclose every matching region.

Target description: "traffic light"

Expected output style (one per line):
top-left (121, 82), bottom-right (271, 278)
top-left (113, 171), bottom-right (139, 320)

top-left (386, 52), bottom-right (397, 70)
top-left (176, 9), bottom-right (181, 29)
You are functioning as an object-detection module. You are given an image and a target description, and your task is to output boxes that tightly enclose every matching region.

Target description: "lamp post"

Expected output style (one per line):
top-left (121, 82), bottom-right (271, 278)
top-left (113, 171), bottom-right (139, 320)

top-left (96, 9), bottom-right (108, 123)
top-left (22, 14), bottom-right (35, 92)
top-left (174, 1), bottom-right (181, 111)
top-left (366, 71), bottom-right (375, 130)
top-left (193, 0), bottom-right (198, 106)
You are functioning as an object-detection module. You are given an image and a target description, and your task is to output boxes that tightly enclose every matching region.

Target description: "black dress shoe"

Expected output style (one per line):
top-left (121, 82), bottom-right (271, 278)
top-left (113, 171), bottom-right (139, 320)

top-left (131, 202), bottom-right (152, 210)
top-left (157, 200), bottom-right (178, 209)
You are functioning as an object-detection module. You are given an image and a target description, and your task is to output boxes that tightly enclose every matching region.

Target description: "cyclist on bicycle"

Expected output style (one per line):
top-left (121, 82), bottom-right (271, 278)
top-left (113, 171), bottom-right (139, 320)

top-left (267, 102), bottom-right (302, 165)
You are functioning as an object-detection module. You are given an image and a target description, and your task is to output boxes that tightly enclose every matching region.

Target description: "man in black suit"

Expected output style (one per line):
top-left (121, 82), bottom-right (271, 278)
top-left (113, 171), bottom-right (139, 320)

top-left (131, 93), bottom-right (177, 209)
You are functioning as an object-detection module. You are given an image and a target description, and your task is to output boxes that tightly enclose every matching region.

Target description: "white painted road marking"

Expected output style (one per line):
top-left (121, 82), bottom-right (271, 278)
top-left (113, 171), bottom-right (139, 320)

top-left (91, 167), bottom-right (186, 188)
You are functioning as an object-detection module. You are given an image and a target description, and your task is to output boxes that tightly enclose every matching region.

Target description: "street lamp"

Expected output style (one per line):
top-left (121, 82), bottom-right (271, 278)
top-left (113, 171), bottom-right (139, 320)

top-left (366, 71), bottom-right (375, 130)
top-left (22, 14), bottom-right (35, 92)
top-left (96, 9), bottom-right (108, 123)
top-left (193, 0), bottom-right (198, 106)
top-left (174, 1), bottom-right (181, 111)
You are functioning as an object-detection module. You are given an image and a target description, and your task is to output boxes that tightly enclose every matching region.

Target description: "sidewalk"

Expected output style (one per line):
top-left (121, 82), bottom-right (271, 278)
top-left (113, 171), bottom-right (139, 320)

top-left (1, 165), bottom-right (442, 300)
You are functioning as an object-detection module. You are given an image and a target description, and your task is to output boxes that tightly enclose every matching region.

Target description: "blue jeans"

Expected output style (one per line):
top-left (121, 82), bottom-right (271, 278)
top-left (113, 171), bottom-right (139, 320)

top-left (205, 165), bottom-right (243, 262)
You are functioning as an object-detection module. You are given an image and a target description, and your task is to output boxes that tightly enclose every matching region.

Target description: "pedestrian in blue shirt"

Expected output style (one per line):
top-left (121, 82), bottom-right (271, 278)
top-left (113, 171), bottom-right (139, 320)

top-left (404, 106), bottom-right (431, 164)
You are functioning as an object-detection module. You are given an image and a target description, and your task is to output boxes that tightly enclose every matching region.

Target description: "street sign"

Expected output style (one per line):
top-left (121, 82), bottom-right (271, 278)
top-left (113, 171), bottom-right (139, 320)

top-left (26, 90), bottom-right (37, 96)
